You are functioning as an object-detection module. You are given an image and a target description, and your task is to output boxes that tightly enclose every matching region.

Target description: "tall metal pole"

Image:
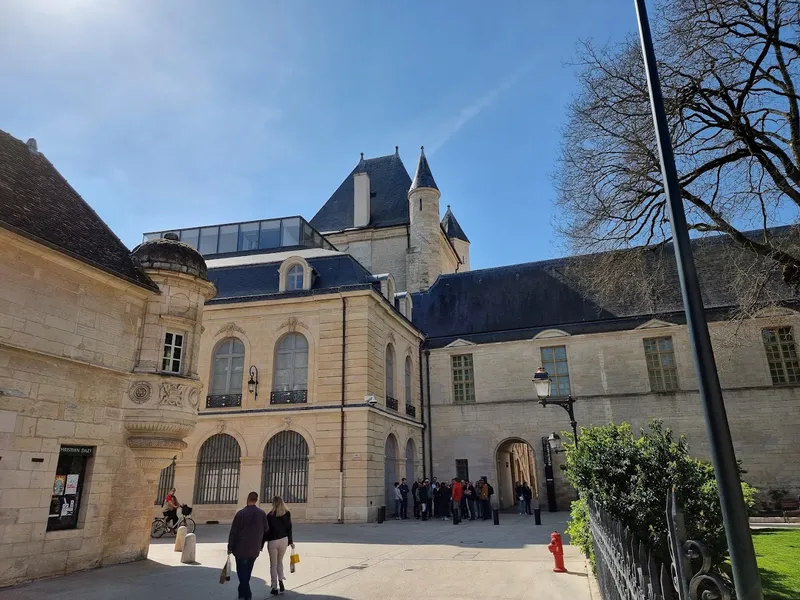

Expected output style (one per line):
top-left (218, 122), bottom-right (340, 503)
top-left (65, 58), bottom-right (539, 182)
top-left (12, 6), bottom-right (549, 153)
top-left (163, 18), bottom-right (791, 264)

top-left (633, 2), bottom-right (763, 598)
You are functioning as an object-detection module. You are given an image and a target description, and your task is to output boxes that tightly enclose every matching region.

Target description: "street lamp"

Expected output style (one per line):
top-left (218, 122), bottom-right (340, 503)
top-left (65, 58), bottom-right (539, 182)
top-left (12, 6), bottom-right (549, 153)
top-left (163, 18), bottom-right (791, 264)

top-left (633, 2), bottom-right (762, 598)
top-left (547, 432), bottom-right (564, 454)
top-left (533, 367), bottom-right (578, 446)
top-left (247, 365), bottom-right (259, 400)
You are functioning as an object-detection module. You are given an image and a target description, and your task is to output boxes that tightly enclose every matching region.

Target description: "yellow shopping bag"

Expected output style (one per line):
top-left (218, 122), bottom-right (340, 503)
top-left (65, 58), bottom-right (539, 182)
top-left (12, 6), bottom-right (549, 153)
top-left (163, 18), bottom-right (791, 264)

top-left (290, 550), bottom-right (300, 565)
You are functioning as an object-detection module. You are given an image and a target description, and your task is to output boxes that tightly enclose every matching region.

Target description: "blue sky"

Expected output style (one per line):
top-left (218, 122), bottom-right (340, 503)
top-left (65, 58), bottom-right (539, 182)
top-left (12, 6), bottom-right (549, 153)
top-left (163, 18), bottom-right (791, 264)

top-left (1, 0), bottom-right (635, 270)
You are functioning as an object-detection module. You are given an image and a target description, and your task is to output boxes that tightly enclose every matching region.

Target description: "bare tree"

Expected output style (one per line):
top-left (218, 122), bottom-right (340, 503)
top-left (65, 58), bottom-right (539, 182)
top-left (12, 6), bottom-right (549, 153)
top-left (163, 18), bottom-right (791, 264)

top-left (556, 0), bottom-right (800, 316)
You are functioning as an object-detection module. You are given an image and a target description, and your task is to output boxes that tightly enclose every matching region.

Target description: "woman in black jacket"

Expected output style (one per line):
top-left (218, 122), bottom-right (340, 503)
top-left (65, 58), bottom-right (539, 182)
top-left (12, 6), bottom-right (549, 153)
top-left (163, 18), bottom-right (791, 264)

top-left (265, 496), bottom-right (294, 596)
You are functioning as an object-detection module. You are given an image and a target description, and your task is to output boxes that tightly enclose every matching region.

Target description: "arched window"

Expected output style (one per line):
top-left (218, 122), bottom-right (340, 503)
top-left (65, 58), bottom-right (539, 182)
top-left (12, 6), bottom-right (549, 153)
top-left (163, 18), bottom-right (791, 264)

top-left (404, 356), bottom-right (412, 411)
top-left (262, 431), bottom-right (309, 503)
top-left (287, 264), bottom-right (304, 291)
top-left (272, 333), bottom-right (309, 404)
top-left (194, 434), bottom-right (241, 504)
top-left (385, 344), bottom-right (396, 409)
top-left (210, 338), bottom-right (245, 396)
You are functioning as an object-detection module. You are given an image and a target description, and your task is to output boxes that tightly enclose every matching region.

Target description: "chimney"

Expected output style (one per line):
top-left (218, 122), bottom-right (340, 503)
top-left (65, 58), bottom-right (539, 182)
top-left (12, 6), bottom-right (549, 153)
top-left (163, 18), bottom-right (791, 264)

top-left (26, 138), bottom-right (38, 153)
top-left (354, 171), bottom-right (370, 228)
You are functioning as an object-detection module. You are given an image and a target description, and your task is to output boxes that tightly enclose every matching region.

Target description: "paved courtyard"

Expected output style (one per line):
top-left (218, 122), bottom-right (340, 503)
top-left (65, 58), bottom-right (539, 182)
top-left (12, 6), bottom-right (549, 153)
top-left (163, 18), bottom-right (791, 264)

top-left (0, 512), bottom-right (591, 600)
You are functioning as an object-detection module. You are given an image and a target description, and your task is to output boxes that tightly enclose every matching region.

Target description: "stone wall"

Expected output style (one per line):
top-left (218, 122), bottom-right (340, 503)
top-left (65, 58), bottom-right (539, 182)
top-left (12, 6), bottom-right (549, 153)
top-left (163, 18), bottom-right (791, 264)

top-left (324, 227), bottom-right (410, 293)
top-left (427, 314), bottom-right (800, 507)
top-left (0, 231), bottom-right (152, 586)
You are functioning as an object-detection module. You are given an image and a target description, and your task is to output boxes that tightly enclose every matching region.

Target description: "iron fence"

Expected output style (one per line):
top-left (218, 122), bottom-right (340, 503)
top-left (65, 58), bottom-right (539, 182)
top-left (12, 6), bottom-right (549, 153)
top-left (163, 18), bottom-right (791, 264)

top-left (262, 431), bottom-right (309, 503)
top-left (405, 403), bottom-right (416, 417)
top-left (589, 491), bottom-right (732, 600)
top-left (206, 393), bottom-right (242, 408)
top-left (270, 390), bottom-right (308, 404)
top-left (386, 396), bottom-right (398, 411)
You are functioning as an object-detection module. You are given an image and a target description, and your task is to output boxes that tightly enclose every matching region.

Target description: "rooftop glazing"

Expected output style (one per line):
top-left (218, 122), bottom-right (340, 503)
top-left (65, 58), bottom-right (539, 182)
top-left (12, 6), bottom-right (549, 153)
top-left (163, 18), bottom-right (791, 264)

top-left (143, 216), bottom-right (336, 257)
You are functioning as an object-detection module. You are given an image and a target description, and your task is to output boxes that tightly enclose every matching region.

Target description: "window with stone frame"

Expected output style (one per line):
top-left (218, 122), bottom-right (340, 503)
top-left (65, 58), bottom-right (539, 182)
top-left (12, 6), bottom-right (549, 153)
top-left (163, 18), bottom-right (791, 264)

top-left (643, 336), bottom-right (679, 392)
top-left (451, 354), bottom-right (475, 404)
top-left (540, 345), bottom-right (570, 397)
top-left (162, 331), bottom-right (184, 374)
top-left (762, 326), bottom-right (800, 385)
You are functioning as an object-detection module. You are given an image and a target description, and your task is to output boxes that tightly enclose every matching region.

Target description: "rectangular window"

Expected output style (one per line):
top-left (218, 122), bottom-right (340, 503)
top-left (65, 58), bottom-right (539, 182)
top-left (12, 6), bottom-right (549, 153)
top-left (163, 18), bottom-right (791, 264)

top-left (281, 217), bottom-right (301, 246)
top-left (451, 354), bottom-right (475, 404)
top-left (218, 224), bottom-right (239, 254)
top-left (162, 332), bottom-right (184, 373)
top-left (541, 346), bottom-right (570, 397)
top-left (762, 326), bottom-right (800, 385)
top-left (180, 228), bottom-right (199, 250)
top-left (48, 446), bottom-right (93, 531)
top-left (455, 459), bottom-right (469, 482)
top-left (259, 220), bottom-right (281, 249)
top-left (643, 336), bottom-right (679, 391)
top-left (238, 222), bottom-right (260, 251)
top-left (199, 226), bottom-right (219, 254)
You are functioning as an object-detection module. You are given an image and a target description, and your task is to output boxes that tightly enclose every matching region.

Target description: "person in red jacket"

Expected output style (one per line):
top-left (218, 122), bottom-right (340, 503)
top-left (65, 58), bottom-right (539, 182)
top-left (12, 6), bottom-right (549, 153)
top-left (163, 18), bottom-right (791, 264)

top-left (450, 478), bottom-right (463, 524)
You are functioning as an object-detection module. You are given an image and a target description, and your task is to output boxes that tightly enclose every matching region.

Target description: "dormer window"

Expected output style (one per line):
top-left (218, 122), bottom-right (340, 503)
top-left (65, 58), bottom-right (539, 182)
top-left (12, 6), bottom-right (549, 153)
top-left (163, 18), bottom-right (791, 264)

top-left (287, 264), bottom-right (304, 291)
top-left (279, 256), bottom-right (313, 293)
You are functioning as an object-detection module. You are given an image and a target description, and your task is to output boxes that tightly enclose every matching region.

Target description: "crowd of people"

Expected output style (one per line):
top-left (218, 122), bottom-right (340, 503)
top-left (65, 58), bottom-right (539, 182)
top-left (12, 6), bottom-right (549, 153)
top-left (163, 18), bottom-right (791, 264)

top-left (391, 477), bottom-right (536, 522)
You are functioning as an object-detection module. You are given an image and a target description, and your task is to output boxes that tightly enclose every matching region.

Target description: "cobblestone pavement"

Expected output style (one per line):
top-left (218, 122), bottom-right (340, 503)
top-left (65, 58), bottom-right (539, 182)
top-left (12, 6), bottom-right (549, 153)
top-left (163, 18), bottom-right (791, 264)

top-left (0, 511), bottom-right (592, 600)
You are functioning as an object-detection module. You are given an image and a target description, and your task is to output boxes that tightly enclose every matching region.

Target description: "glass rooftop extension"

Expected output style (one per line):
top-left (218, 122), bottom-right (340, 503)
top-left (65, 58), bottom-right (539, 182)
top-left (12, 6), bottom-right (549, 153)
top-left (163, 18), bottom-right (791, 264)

top-left (143, 216), bottom-right (336, 257)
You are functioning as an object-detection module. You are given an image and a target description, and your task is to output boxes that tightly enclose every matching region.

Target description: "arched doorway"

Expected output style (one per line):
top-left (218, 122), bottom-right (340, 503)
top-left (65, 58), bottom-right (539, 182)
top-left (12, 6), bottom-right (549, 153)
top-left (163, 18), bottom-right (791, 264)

top-left (495, 438), bottom-right (538, 511)
top-left (405, 439), bottom-right (416, 483)
top-left (384, 434), bottom-right (399, 515)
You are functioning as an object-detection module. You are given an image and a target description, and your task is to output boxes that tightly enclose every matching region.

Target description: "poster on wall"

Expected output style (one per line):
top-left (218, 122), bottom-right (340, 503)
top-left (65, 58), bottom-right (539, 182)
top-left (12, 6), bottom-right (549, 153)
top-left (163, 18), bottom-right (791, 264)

top-left (52, 475), bottom-right (66, 496)
top-left (65, 474), bottom-right (79, 495)
top-left (49, 496), bottom-right (61, 517)
top-left (61, 498), bottom-right (75, 517)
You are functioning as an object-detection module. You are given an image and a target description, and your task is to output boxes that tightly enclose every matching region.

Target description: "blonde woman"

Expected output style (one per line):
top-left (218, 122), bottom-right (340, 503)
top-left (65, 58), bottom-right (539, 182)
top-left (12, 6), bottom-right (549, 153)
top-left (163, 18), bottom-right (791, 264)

top-left (265, 496), bottom-right (294, 595)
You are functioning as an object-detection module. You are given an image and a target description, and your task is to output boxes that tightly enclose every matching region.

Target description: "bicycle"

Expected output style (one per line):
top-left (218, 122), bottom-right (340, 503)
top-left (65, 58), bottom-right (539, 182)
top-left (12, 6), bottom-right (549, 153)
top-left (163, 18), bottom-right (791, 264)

top-left (151, 504), bottom-right (195, 538)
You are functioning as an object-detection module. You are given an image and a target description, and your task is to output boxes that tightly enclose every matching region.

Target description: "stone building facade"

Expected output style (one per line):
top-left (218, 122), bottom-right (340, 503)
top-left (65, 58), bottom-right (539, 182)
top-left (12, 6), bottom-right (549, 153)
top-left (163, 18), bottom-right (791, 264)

top-left (0, 131), bottom-right (215, 586)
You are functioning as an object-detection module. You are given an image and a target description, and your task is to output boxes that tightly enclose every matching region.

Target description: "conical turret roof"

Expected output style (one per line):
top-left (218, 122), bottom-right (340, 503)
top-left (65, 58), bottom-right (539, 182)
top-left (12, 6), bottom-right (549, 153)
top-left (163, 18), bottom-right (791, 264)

top-left (409, 146), bottom-right (439, 192)
top-left (441, 205), bottom-right (469, 242)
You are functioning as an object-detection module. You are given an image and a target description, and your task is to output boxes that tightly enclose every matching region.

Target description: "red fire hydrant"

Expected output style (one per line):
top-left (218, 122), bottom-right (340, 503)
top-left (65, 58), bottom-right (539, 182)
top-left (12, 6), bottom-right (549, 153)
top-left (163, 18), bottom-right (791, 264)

top-left (548, 531), bottom-right (567, 573)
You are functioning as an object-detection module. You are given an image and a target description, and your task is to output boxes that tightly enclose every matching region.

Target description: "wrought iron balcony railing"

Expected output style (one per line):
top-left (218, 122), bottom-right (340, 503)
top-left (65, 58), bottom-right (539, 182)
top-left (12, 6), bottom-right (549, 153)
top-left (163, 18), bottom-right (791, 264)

top-left (386, 396), bottom-right (398, 411)
top-left (270, 390), bottom-right (308, 405)
top-left (405, 404), bottom-right (416, 417)
top-left (206, 394), bottom-right (242, 408)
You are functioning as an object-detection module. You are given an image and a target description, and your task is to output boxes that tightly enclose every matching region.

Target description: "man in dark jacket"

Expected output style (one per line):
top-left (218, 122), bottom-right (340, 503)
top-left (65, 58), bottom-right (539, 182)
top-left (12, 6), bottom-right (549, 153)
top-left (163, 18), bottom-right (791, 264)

top-left (522, 482), bottom-right (533, 515)
top-left (412, 478), bottom-right (421, 519)
top-left (399, 478), bottom-right (410, 519)
top-left (228, 491), bottom-right (269, 600)
top-left (418, 480), bottom-right (430, 521)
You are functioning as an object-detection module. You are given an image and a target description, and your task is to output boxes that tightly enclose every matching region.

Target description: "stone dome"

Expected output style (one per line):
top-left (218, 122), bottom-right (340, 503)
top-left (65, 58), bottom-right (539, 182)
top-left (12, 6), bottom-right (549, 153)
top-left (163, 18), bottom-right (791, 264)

top-left (131, 233), bottom-right (209, 280)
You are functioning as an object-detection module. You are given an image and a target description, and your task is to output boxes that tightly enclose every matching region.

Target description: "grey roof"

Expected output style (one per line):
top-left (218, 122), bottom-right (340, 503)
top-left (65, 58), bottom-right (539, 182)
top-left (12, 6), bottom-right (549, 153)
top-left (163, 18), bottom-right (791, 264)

top-left (441, 205), bottom-right (469, 243)
top-left (409, 146), bottom-right (439, 192)
top-left (412, 229), bottom-right (799, 348)
top-left (207, 254), bottom-right (378, 304)
top-left (310, 152), bottom-right (412, 232)
top-left (0, 129), bottom-right (156, 291)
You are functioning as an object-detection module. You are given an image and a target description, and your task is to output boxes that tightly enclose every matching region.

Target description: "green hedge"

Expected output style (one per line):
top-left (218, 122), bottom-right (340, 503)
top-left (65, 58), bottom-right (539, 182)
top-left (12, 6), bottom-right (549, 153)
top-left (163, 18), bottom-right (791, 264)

top-left (563, 420), bottom-right (756, 567)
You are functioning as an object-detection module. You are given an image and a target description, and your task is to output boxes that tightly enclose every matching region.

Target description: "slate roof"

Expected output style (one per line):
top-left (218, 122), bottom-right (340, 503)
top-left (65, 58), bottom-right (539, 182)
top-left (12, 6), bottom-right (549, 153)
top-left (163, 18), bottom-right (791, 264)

top-left (310, 152), bottom-right (412, 232)
top-left (207, 254), bottom-right (378, 304)
top-left (0, 130), bottom-right (156, 291)
top-left (412, 229), bottom-right (799, 347)
top-left (409, 146), bottom-right (439, 192)
top-left (441, 205), bottom-right (469, 243)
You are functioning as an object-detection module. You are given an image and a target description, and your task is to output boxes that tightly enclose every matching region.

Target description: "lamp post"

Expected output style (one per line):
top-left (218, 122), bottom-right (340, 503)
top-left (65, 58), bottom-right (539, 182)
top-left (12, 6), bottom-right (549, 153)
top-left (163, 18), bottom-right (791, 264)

top-left (633, 2), bottom-right (762, 598)
top-left (247, 365), bottom-right (259, 400)
top-left (533, 367), bottom-right (578, 447)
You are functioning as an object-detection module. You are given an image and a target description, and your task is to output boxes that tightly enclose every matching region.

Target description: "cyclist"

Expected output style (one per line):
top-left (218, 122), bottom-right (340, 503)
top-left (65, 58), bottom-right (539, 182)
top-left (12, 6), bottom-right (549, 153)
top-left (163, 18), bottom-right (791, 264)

top-left (163, 488), bottom-right (180, 532)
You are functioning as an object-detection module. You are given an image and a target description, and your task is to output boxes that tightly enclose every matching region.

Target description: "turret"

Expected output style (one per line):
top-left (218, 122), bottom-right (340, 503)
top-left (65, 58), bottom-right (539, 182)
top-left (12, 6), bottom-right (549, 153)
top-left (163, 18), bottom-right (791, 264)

top-left (442, 205), bottom-right (470, 271)
top-left (124, 233), bottom-right (216, 483)
top-left (407, 147), bottom-right (442, 292)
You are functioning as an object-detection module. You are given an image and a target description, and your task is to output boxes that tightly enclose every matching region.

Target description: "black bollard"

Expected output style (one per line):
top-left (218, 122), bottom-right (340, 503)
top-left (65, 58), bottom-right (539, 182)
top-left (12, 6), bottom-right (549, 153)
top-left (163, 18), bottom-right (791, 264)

top-left (492, 508), bottom-right (499, 525)
top-left (534, 508), bottom-right (542, 526)
top-left (377, 506), bottom-right (385, 524)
